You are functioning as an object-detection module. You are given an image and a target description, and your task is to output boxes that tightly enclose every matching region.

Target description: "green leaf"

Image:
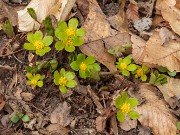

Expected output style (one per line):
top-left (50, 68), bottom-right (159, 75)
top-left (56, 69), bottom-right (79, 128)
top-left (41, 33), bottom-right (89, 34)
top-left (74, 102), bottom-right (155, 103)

top-left (127, 98), bottom-right (138, 107)
top-left (65, 72), bottom-right (75, 80)
top-left (128, 111), bottom-right (140, 120)
top-left (55, 41), bottom-right (65, 51)
top-left (59, 85), bottom-right (68, 94)
top-left (168, 71), bottom-right (176, 77)
top-left (55, 28), bottom-right (67, 40)
top-left (21, 115), bottom-right (30, 123)
top-left (85, 56), bottom-right (95, 64)
top-left (67, 80), bottom-right (77, 88)
top-left (27, 8), bottom-right (37, 20)
top-left (37, 81), bottom-right (43, 87)
top-left (42, 16), bottom-right (54, 36)
top-left (68, 18), bottom-right (78, 28)
top-left (27, 33), bottom-right (35, 43)
top-left (42, 36), bottom-right (53, 46)
top-left (57, 21), bottom-right (67, 30)
top-left (141, 74), bottom-right (147, 81)
top-left (24, 43), bottom-right (35, 50)
top-left (50, 59), bottom-right (58, 72)
top-left (176, 122), bottom-right (180, 130)
top-left (149, 73), bottom-right (156, 84)
top-left (10, 115), bottom-right (20, 123)
top-left (92, 63), bottom-right (101, 71)
top-left (142, 65), bottom-right (149, 72)
top-left (114, 96), bottom-right (124, 108)
top-left (123, 56), bottom-right (131, 65)
top-left (60, 68), bottom-right (66, 76)
top-left (121, 69), bottom-right (130, 76)
top-left (36, 49), bottom-right (46, 56)
top-left (26, 73), bottom-right (33, 80)
top-left (43, 46), bottom-right (51, 53)
top-left (117, 111), bottom-right (125, 122)
top-left (34, 31), bottom-right (43, 40)
top-left (77, 54), bottom-right (86, 63)
top-left (34, 74), bottom-right (41, 81)
top-left (2, 20), bottom-right (15, 37)
top-left (54, 71), bottom-right (60, 85)
top-left (127, 64), bottom-right (137, 71)
top-left (76, 28), bottom-right (86, 36)
top-left (65, 45), bottom-right (75, 52)
top-left (17, 112), bottom-right (24, 118)
top-left (79, 70), bottom-right (86, 79)
top-left (70, 61), bottom-right (79, 71)
top-left (158, 66), bottom-right (168, 73)
top-left (73, 37), bottom-right (84, 46)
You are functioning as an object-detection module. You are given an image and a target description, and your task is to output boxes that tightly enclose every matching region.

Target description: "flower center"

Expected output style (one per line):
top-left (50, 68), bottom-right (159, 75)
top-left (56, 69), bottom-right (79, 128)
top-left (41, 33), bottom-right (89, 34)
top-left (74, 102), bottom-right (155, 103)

top-left (66, 28), bottom-right (76, 36)
top-left (34, 41), bottom-right (44, 50)
top-left (66, 38), bottom-right (73, 46)
top-left (121, 103), bottom-right (131, 113)
top-left (137, 68), bottom-right (144, 77)
top-left (59, 77), bottom-right (68, 86)
top-left (31, 79), bottom-right (37, 85)
top-left (80, 62), bottom-right (87, 71)
top-left (120, 62), bottom-right (127, 70)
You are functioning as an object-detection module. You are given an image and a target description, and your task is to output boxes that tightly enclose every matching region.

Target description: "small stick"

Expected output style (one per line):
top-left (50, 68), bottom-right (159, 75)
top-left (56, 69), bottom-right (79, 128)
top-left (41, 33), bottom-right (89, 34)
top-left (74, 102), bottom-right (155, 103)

top-left (0, 49), bottom-right (23, 57)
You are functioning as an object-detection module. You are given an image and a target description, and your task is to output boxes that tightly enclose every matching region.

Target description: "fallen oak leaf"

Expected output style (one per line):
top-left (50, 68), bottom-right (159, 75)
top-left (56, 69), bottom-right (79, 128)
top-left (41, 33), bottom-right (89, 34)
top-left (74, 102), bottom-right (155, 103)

top-left (131, 31), bottom-right (180, 72)
top-left (137, 84), bottom-right (178, 135)
top-left (156, 0), bottom-right (180, 35)
top-left (126, 3), bottom-right (139, 21)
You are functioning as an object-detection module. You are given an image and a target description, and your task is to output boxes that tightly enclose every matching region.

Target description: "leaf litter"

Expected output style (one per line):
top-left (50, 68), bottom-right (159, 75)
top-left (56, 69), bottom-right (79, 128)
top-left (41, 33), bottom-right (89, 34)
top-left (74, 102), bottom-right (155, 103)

top-left (0, 0), bottom-right (180, 134)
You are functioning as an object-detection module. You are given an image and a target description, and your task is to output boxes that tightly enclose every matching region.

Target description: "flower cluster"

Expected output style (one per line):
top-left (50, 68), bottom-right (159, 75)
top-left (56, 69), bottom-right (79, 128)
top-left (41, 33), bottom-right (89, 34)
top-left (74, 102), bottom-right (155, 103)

top-left (55, 18), bottom-right (85, 52)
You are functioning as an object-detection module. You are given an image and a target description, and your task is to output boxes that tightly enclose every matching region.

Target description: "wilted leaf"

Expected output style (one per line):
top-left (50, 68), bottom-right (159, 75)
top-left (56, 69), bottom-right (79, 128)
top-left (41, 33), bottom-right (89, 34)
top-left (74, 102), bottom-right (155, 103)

top-left (156, 0), bottom-right (180, 35)
top-left (131, 31), bottom-right (180, 72)
top-left (46, 124), bottom-right (69, 135)
top-left (82, 0), bottom-right (117, 42)
top-left (159, 27), bottom-right (174, 44)
top-left (137, 84), bottom-right (178, 135)
top-left (80, 40), bottom-right (117, 72)
top-left (157, 76), bottom-right (180, 104)
top-left (50, 102), bottom-right (72, 127)
top-left (126, 3), bottom-right (139, 21)
top-left (21, 92), bottom-right (35, 101)
top-left (17, 0), bottom-right (76, 31)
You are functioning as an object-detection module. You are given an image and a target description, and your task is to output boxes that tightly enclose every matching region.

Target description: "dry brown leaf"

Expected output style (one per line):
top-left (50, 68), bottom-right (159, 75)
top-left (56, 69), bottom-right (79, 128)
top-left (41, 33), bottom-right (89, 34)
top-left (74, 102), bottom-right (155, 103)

top-left (137, 84), bottom-right (178, 135)
top-left (50, 102), bottom-right (72, 127)
top-left (21, 92), bottom-right (35, 101)
top-left (95, 116), bottom-right (106, 132)
top-left (120, 119), bottom-right (137, 131)
top-left (17, 0), bottom-right (76, 31)
top-left (157, 76), bottom-right (180, 103)
top-left (159, 27), bottom-right (174, 44)
top-left (80, 40), bottom-right (117, 72)
top-left (46, 124), bottom-right (69, 135)
top-left (126, 3), bottom-right (139, 21)
top-left (0, 93), bottom-right (5, 111)
top-left (131, 31), bottom-right (180, 71)
top-left (82, 0), bottom-right (117, 42)
top-left (156, 0), bottom-right (180, 35)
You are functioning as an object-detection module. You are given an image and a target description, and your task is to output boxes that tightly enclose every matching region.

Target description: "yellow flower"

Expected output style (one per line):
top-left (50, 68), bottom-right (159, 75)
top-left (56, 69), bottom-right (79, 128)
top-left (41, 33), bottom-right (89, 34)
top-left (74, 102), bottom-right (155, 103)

top-left (31, 79), bottom-right (37, 86)
top-left (66, 38), bottom-right (73, 46)
top-left (121, 103), bottom-right (131, 114)
top-left (34, 41), bottom-right (45, 50)
top-left (79, 62), bottom-right (87, 71)
top-left (59, 77), bottom-right (68, 86)
top-left (119, 62), bottom-right (127, 70)
top-left (136, 68), bottom-right (144, 77)
top-left (66, 28), bottom-right (76, 36)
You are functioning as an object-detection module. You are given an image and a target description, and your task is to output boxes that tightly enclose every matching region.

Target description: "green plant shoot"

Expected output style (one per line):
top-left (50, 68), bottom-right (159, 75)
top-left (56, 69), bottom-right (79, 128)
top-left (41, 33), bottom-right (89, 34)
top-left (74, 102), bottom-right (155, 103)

top-left (70, 53), bottom-right (101, 79)
top-left (134, 65), bottom-right (149, 81)
top-left (24, 31), bottom-right (53, 56)
top-left (26, 73), bottom-right (44, 89)
top-left (116, 55), bottom-right (137, 76)
top-left (114, 91), bottom-right (139, 122)
top-left (149, 70), bottom-right (167, 85)
top-left (2, 20), bottom-right (15, 37)
top-left (10, 112), bottom-right (30, 124)
top-left (55, 18), bottom-right (85, 52)
top-left (53, 68), bottom-right (77, 94)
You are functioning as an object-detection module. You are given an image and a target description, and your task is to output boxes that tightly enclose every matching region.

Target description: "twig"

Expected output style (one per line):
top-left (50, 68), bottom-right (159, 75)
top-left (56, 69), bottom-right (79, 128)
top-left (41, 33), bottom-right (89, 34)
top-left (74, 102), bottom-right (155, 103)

top-left (0, 65), bottom-right (16, 71)
top-left (99, 70), bottom-right (119, 76)
top-left (86, 85), bottom-right (104, 114)
top-left (0, 49), bottom-right (23, 57)
top-left (28, 104), bottom-right (49, 115)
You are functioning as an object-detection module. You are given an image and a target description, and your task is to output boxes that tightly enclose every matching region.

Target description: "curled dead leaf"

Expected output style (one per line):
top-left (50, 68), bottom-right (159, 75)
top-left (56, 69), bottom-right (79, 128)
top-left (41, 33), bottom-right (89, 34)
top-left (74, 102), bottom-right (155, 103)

top-left (131, 31), bottom-right (180, 72)
top-left (156, 0), bottom-right (180, 35)
top-left (137, 84), bottom-right (178, 135)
